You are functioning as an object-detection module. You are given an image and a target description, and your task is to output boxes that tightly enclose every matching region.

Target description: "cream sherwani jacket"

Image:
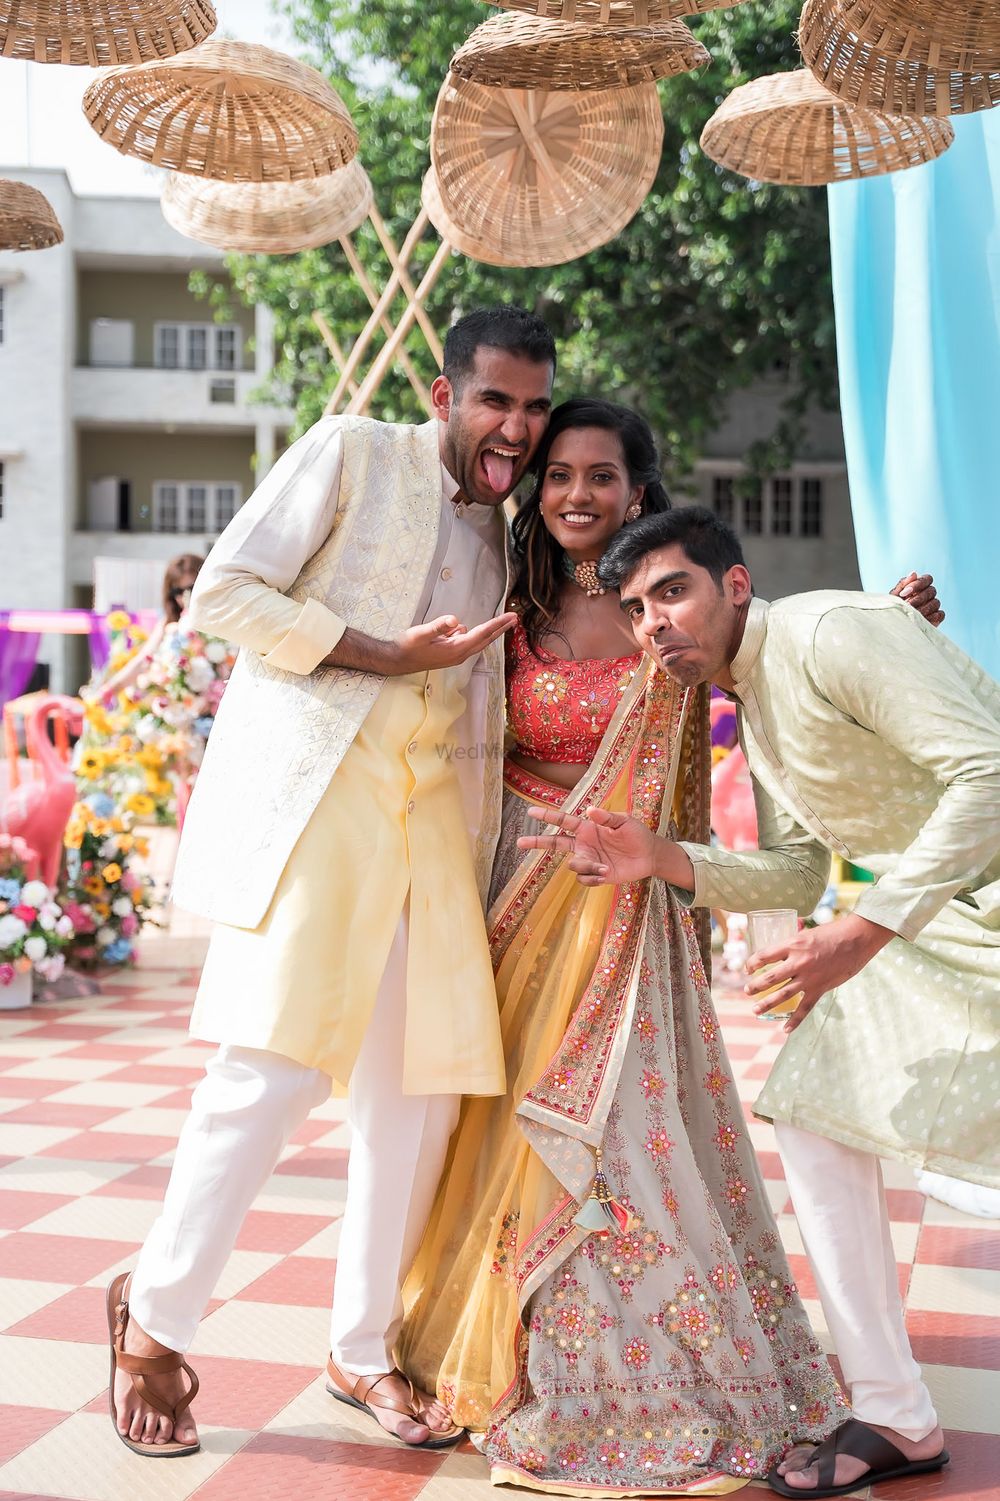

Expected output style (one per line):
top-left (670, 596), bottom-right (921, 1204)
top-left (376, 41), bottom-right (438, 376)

top-left (680, 594), bottom-right (1000, 1186)
top-left (171, 415), bottom-right (507, 931)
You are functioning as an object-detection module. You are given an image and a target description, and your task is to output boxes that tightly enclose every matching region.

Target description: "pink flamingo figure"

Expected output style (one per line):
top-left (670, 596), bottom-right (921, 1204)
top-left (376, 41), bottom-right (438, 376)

top-left (1, 696), bottom-right (80, 889)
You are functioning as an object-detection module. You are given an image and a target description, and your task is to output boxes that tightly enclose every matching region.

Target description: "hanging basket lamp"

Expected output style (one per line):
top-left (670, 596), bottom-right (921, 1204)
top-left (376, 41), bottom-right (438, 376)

top-left (161, 160), bottom-right (373, 253)
top-left (82, 38), bottom-right (359, 182)
top-left (0, 178), bottom-right (64, 251)
top-left (429, 71), bottom-right (664, 268)
top-left (0, 0), bottom-right (216, 65)
top-left (799, 0), bottom-right (1000, 117)
top-left (481, 0), bottom-right (749, 25)
top-left (452, 12), bottom-right (709, 90)
top-left (699, 69), bottom-right (954, 186)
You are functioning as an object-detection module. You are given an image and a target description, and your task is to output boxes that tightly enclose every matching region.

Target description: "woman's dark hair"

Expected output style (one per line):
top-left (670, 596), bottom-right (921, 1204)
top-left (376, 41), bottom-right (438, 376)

top-left (598, 507), bottom-right (746, 594)
top-left (510, 397), bottom-right (671, 651)
top-left (162, 553), bottom-right (204, 623)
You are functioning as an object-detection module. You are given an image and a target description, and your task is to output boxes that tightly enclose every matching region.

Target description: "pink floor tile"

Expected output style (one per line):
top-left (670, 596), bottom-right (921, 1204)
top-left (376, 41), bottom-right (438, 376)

top-left (106, 1064), bottom-right (204, 1086)
top-left (288, 1119), bottom-right (340, 1148)
top-left (61, 1042), bottom-right (157, 1062)
top-left (0, 1406), bottom-right (71, 1465)
top-left (871, 1429), bottom-right (1000, 1500)
top-left (915, 1224), bottom-right (1000, 1271)
top-left (0, 1077), bottom-right (74, 1099)
top-left (0, 1232), bottom-right (139, 1282)
top-left (906, 1310), bottom-right (1000, 1372)
top-left (2, 1101), bottom-right (123, 1129)
top-left (235, 1211), bottom-right (333, 1255)
top-left (37, 1131), bottom-right (177, 1163)
top-left (15, 1023), bottom-right (118, 1042)
top-left (7, 1285), bottom-right (110, 1343)
top-left (0, 1190), bottom-right (73, 1230)
top-left (235, 1257), bottom-right (336, 1308)
top-left (188, 1432), bottom-right (446, 1501)
top-left (274, 1148), bottom-right (349, 1180)
top-left (884, 1188), bottom-right (929, 1224)
top-left (91, 1163), bottom-right (173, 1199)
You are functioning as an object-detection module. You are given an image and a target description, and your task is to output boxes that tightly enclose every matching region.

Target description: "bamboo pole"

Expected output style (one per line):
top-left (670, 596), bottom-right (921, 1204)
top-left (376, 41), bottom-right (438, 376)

top-left (367, 203), bottom-right (444, 369)
top-left (311, 311), bottom-right (361, 401)
top-left (325, 207), bottom-right (431, 414)
top-left (336, 234), bottom-right (432, 415)
top-left (348, 239), bottom-right (451, 416)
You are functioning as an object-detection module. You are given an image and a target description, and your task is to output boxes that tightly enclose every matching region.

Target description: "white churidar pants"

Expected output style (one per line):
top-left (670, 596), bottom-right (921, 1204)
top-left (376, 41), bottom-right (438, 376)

top-left (129, 913), bottom-right (460, 1374)
top-left (774, 1120), bottom-right (938, 1441)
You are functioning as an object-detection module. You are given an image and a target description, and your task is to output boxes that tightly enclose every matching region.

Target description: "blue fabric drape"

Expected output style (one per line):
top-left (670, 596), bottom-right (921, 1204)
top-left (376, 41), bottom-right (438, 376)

top-left (828, 111), bottom-right (1000, 677)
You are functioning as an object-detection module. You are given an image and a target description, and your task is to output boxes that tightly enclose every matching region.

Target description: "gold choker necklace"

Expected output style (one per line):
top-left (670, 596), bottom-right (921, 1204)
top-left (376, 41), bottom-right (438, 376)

top-left (563, 555), bottom-right (605, 597)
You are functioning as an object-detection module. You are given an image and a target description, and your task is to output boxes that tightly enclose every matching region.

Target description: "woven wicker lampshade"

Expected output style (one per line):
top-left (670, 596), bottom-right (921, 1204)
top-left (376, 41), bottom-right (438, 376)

top-left (0, 1), bottom-right (215, 65)
top-left (700, 69), bottom-right (953, 186)
top-left (161, 160), bottom-right (373, 253)
top-left (799, 0), bottom-right (1000, 117)
top-left (82, 38), bottom-right (358, 182)
top-left (421, 166), bottom-right (508, 265)
top-left (452, 12), bottom-right (708, 90)
top-left (430, 73), bottom-right (663, 267)
top-left (0, 179), bottom-right (64, 250)
top-left (484, 0), bottom-right (747, 24)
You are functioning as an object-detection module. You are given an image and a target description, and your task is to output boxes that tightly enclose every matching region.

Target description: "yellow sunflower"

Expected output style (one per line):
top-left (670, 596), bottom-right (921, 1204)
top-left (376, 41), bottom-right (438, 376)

top-left (77, 750), bottom-right (105, 779)
top-left (101, 863), bottom-right (123, 884)
top-left (82, 875), bottom-right (105, 898)
top-left (126, 793), bottom-right (155, 818)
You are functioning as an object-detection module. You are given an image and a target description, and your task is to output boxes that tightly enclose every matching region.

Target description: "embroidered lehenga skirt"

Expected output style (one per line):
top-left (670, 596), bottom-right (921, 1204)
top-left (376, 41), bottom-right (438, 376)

top-left (399, 672), bottom-right (844, 1496)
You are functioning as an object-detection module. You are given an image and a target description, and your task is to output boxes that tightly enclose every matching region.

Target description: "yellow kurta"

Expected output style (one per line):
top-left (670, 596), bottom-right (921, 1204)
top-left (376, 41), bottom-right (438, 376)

top-left (189, 667), bottom-right (505, 1097)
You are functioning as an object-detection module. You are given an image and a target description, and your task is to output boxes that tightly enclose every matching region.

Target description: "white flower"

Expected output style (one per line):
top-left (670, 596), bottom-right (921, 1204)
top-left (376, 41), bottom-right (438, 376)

top-left (55, 915), bottom-right (75, 938)
top-left (36, 954), bottom-right (65, 981)
top-left (204, 639), bottom-right (228, 664)
top-left (112, 897), bottom-right (133, 917)
top-left (37, 911), bottom-right (57, 932)
top-left (21, 880), bottom-right (50, 907)
top-left (24, 935), bottom-right (48, 962)
top-left (135, 715), bottom-right (160, 744)
top-left (96, 926), bottom-right (116, 947)
top-left (0, 914), bottom-right (28, 947)
top-left (185, 658), bottom-right (215, 693)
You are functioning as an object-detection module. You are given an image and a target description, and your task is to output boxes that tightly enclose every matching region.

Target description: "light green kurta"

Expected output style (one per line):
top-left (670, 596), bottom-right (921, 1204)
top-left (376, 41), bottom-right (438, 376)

top-left (680, 594), bottom-right (1000, 1187)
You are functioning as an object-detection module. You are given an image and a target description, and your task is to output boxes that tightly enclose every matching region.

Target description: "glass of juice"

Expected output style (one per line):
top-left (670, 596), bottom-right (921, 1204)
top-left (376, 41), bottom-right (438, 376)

top-left (747, 909), bottom-right (803, 1021)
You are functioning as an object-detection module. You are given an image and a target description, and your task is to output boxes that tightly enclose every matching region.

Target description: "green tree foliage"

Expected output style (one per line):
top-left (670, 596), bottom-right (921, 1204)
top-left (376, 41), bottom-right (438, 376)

top-left (198, 1), bottom-right (837, 479)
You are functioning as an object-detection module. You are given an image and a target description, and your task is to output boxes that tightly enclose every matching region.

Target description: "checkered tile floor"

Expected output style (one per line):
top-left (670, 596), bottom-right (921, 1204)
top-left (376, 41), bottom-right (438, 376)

top-left (0, 921), bottom-right (997, 1500)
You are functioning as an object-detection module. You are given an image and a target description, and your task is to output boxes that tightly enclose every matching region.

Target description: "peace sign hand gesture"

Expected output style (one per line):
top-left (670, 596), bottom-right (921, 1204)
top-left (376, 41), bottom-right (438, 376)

top-left (517, 805), bottom-right (658, 886)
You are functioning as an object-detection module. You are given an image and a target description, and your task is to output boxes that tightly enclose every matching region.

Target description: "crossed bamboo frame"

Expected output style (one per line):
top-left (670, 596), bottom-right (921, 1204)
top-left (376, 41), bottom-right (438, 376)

top-left (313, 203), bottom-right (450, 418)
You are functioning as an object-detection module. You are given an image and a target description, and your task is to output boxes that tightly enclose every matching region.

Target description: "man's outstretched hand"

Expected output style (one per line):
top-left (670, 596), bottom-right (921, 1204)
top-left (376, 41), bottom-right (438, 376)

top-left (891, 572), bottom-right (945, 627)
top-left (745, 913), bottom-right (895, 1031)
top-left (517, 805), bottom-right (661, 886)
top-left (392, 612), bottom-right (517, 673)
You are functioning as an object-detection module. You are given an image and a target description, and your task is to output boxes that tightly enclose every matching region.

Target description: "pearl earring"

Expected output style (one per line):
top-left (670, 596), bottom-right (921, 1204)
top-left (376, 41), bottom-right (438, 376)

top-left (625, 503), bottom-right (642, 522)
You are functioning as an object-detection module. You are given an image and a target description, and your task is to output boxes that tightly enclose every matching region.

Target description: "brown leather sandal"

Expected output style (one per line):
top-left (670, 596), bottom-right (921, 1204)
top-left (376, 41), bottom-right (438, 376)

top-left (106, 1272), bottom-right (200, 1457)
top-left (325, 1355), bottom-right (464, 1449)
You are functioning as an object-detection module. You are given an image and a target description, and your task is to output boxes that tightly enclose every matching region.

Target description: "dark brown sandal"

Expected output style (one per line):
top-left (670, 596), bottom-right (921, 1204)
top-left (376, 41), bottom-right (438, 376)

top-left (106, 1272), bottom-right (200, 1457)
top-left (325, 1355), bottom-right (464, 1449)
top-left (767, 1418), bottom-right (949, 1497)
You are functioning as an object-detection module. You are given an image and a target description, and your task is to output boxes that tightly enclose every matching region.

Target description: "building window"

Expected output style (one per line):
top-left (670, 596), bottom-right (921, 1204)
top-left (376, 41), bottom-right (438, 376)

top-left (771, 476), bottom-right (793, 535)
top-left (153, 481), bottom-right (243, 534)
top-left (712, 475), bottom-right (734, 525)
top-left (801, 477), bottom-right (824, 537)
top-left (154, 322), bottom-right (242, 371)
top-left (742, 483), bottom-right (763, 536)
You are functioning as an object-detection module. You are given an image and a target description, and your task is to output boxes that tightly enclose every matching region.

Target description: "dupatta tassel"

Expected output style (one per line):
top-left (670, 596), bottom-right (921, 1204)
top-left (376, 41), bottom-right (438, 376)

top-left (574, 1149), bottom-right (638, 1235)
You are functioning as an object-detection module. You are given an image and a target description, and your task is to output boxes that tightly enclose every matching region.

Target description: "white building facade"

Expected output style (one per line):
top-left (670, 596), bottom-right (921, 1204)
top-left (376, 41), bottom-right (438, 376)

top-left (0, 167), bottom-right (293, 692)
